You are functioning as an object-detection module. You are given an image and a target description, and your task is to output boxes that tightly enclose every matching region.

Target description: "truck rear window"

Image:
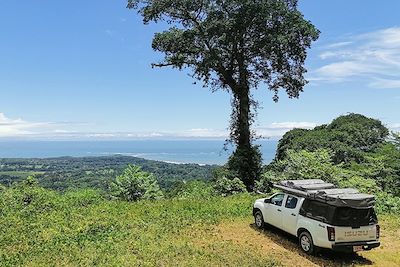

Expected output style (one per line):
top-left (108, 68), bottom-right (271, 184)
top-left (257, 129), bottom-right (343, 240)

top-left (333, 207), bottom-right (378, 227)
top-left (300, 199), bottom-right (377, 227)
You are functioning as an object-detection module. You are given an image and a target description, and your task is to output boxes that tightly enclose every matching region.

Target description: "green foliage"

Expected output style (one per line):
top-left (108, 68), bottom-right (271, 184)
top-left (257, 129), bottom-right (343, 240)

top-left (391, 131), bottom-right (400, 149)
top-left (24, 175), bottom-right (39, 186)
top-left (0, 177), bottom-right (61, 218)
top-left (269, 149), bottom-right (345, 184)
top-left (263, 148), bottom-right (400, 214)
top-left (63, 189), bottom-right (104, 207)
top-left (337, 176), bottom-right (379, 195)
top-left (129, 0), bottom-right (319, 96)
top-left (0, 182), bottom-right (279, 267)
top-left (0, 155), bottom-right (216, 192)
top-left (375, 192), bottom-right (400, 214)
top-left (276, 113), bottom-right (389, 163)
top-left (167, 180), bottom-right (215, 199)
top-left (345, 143), bottom-right (400, 196)
top-left (111, 165), bottom-right (163, 201)
top-left (214, 176), bottom-right (247, 197)
top-left (227, 145), bottom-right (263, 190)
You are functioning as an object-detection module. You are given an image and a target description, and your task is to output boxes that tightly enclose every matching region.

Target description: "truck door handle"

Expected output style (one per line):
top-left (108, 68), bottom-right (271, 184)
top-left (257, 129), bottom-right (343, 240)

top-left (277, 209), bottom-right (282, 212)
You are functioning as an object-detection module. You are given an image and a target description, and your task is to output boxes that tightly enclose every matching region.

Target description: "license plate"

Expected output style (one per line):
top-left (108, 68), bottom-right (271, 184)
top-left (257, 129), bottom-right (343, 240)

top-left (353, 245), bottom-right (363, 252)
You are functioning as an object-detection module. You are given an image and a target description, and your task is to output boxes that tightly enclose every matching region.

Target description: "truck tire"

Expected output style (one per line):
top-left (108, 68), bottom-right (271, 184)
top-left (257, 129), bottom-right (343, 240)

top-left (254, 210), bottom-right (265, 229)
top-left (299, 231), bottom-right (315, 255)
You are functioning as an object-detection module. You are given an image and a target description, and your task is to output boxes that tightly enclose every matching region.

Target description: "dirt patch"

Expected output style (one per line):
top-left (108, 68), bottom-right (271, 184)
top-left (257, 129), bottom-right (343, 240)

top-left (214, 218), bottom-right (385, 267)
top-left (215, 219), bottom-right (318, 267)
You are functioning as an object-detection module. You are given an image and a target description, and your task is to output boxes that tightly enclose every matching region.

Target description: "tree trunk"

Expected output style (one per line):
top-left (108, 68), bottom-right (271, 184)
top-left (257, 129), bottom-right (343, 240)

top-left (228, 84), bottom-right (261, 191)
top-left (236, 85), bottom-right (251, 152)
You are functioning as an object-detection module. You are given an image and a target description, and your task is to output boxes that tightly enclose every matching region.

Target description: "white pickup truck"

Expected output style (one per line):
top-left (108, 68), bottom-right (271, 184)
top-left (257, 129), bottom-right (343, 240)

top-left (253, 180), bottom-right (380, 255)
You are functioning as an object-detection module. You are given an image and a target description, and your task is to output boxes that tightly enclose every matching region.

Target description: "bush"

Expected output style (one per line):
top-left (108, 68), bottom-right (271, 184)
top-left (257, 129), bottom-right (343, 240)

top-left (227, 145), bottom-right (263, 191)
top-left (337, 175), bottom-right (379, 194)
top-left (254, 170), bottom-right (280, 193)
top-left (0, 177), bottom-right (60, 217)
top-left (63, 189), bottom-right (104, 207)
top-left (213, 176), bottom-right (247, 197)
top-left (168, 180), bottom-right (215, 199)
top-left (111, 165), bottom-right (163, 201)
top-left (375, 192), bottom-right (400, 214)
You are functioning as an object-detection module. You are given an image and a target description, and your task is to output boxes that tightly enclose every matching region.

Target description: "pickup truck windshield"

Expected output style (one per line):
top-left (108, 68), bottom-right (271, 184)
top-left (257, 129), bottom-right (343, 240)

top-left (300, 199), bottom-right (377, 227)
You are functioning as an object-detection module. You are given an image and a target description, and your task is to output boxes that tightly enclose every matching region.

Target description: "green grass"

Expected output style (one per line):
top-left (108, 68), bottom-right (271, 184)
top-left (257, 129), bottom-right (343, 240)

top-left (2, 185), bottom-right (399, 267)
top-left (0, 186), bottom-right (278, 267)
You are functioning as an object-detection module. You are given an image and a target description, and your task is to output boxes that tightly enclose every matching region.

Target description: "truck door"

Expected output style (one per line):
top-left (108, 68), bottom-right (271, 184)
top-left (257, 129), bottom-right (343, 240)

top-left (281, 195), bottom-right (300, 235)
top-left (266, 193), bottom-right (286, 229)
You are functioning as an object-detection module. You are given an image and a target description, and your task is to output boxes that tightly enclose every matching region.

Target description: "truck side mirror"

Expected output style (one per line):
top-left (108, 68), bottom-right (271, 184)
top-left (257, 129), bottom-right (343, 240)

top-left (264, 198), bottom-right (271, 204)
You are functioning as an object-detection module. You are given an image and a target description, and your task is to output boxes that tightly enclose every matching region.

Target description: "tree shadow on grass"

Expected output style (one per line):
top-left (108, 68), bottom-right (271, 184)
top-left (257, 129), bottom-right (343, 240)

top-left (249, 223), bottom-right (374, 267)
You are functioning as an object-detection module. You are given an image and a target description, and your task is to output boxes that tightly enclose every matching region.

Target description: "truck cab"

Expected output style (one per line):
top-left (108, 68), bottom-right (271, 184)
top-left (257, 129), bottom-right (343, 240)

top-left (253, 180), bottom-right (380, 255)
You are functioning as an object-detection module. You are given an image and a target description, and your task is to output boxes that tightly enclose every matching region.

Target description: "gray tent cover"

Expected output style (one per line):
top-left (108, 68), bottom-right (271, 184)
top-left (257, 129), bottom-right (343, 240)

top-left (274, 179), bottom-right (375, 208)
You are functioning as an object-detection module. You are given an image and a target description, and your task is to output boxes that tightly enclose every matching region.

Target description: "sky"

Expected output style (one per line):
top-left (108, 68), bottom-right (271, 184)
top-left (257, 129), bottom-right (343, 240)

top-left (0, 0), bottom-right (400, 140)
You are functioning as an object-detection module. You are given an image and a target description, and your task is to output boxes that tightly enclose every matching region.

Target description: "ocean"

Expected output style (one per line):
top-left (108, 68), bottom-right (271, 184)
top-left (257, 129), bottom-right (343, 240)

top-left (0, 140), bottom-right (278, 165)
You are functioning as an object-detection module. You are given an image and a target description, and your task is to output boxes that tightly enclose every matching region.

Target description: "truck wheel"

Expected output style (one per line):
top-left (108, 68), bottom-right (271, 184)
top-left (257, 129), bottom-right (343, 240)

top-left (299, 231), bottom-right (315, 255)
top-left (254, 210), bottom-right (265, 229)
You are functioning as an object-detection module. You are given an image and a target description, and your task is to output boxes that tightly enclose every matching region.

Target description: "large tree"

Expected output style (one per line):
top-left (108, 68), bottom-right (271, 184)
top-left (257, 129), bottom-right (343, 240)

top-left (128, 0), bottom-right (319, 190)
top-left (275, 113), bottom-right (390, 163)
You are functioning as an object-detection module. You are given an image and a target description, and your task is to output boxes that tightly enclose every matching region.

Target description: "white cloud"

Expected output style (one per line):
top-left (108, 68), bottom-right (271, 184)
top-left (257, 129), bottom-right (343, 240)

top-left (310, 27), bottom-right (400, 88)
top-left (178, 128), bottom-right (228, 138)
top-left (0, 113), bottom-right (57, 137)
top-left (390, 123), bottom-right (400, 131)
top-left (268, 122), bottom-right (318, 129)
top-left (0, 113), bottom-right (88, 138)
top-left (257, 122), bottom-right (317, 139)
top-left (0, 112), bottom-right (318, 140)
top-left (369, 78), bottom-right (400, 89)
top-left (325, 41), bottom-right (354, 49)
top-left (105, 29), bottom-right (114, 36)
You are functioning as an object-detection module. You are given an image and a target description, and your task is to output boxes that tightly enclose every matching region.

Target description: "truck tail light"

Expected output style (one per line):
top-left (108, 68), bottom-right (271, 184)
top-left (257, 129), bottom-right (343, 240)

top-left (327, 226), bottom-right (335, 241)
top-left (376, 224), bottom-right (380, 239)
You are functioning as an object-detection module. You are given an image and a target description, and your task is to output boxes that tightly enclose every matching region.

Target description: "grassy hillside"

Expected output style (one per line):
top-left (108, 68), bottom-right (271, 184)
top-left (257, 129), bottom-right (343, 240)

top-left (1, 185), bottom-right (399, 267)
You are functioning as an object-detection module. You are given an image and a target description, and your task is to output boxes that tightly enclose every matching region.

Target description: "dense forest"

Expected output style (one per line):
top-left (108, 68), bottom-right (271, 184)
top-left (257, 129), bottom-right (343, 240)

top-left (0, 156), bottom-right (216, 192)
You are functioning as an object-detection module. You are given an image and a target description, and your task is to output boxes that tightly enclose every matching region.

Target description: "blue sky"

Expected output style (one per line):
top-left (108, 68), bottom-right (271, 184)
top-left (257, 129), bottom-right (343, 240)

top-left (0, 0), bottom-right (399, 140)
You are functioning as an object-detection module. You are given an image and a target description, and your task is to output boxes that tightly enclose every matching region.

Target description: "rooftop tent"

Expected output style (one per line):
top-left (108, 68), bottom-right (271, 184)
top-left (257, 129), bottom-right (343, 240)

top-left (274, 179), bottom-right (376, 208)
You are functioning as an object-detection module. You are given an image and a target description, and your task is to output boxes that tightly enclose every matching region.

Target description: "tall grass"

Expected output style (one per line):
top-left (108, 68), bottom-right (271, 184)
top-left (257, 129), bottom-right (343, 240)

top-left (0, 186), bottom-right (278, 266)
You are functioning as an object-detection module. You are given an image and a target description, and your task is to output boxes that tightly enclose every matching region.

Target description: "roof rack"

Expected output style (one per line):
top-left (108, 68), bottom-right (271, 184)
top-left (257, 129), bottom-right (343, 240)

top-left (273, 179), bottom-right (376, 208)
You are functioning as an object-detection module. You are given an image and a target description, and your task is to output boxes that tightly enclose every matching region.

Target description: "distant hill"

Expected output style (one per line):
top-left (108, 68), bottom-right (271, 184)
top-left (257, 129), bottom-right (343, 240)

top-left (0, 155), bottom-right (216, 191)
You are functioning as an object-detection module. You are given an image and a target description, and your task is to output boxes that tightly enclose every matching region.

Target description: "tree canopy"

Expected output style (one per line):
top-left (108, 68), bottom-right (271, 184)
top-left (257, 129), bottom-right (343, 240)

top-left (276, 113), bottom-right (389, 163)
top-left (128, 0), bottom-right (319, 190)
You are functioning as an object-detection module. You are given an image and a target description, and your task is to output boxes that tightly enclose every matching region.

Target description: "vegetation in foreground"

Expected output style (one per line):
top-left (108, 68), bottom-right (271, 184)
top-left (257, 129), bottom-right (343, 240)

top-left (0, 183), bottom-right (278, 267)
top-left (1, 181), bottom-right (399, 267)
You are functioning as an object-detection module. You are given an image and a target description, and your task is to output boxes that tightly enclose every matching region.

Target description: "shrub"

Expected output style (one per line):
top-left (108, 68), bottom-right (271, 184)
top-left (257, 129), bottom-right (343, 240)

top-left (375, 192), bottom-right (400, 214)
top-left (63, 189), bottom-right (103, 207)
top-left (254, 170), bottom-right (280, 193)
top-left (111, 165), bottom-right (163, 201)
top-left (213, 176), bottom-right (247, 197)
top-left (0, 177), bottom-right (60, 217)
top-left (227, 145), bottom-right (263, 191)
top-left (168, 180), bottom-right (215, 199)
